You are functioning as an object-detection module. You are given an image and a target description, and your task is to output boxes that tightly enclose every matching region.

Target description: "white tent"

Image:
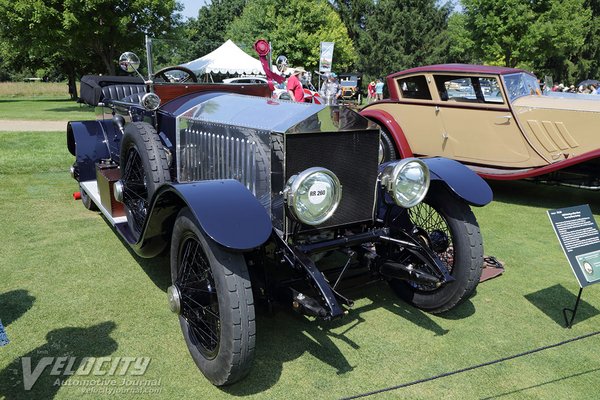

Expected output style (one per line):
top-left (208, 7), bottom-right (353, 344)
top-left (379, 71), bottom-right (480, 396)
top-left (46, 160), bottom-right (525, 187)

top-left (181, 39), bottom-right (264, 76)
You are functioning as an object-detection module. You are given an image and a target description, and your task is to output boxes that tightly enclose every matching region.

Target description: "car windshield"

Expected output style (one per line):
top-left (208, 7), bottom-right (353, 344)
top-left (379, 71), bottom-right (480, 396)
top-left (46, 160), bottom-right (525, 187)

top-left (341, 80), bottom-right (357, 87)
top-left (502, 72), bottom-right (541, 102)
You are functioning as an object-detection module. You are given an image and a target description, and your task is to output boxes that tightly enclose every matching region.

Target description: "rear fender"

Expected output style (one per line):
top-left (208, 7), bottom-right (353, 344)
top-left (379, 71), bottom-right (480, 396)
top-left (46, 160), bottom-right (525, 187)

top-left (360, 108), bottom-right (414, 158)
top-left (128, 180), bottom-right (272, 257)
top-left (67, 120), bottom-right (122, 181)
top-left (423, 157), bottom-right (493, 207)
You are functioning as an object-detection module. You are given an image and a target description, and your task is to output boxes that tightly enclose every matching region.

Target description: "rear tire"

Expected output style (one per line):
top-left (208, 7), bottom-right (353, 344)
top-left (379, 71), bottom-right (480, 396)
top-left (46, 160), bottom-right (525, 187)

top-left (170, 208), bottom-right (255, 386)
top-left (388, 188), bottom-right (483, 313)
top-left (379, 126), bottom-right (397, 163)
top-left (119, 122), bottom-right (171, 237)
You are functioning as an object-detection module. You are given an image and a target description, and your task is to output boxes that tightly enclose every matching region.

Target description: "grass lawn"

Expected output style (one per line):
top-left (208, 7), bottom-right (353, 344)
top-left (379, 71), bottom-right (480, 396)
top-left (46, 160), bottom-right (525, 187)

top-left (1, 131), bottom-right (600, 399)
top-left (0, 98), bottom-right (94, 121)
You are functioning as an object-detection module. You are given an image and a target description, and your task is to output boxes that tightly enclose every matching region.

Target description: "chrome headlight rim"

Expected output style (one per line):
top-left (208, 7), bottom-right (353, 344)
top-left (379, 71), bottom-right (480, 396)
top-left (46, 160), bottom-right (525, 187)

top-left (140, 92), bottom-right (161, 111)
top-left (381, 158), bottom-right (430, 208)
top-left (284, 167), bottom-right (342, 226)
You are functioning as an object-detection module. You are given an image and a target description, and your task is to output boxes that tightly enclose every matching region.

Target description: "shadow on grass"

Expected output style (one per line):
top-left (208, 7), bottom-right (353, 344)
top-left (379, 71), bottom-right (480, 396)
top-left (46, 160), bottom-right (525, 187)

top-left (488, 180), bottom-right (600, 214)
top-left (224, 282), bottom-right (474, 396)
top-left (480, 367), bottom-right (600, 399)
top-left (0, 321), bottom-right (118, 400)
top-left (101, 217), bottom-right (172, 293)
top-left (525, 284), bottom-right (599, 326)
top-left (0, 290), bottom-right (35, 327)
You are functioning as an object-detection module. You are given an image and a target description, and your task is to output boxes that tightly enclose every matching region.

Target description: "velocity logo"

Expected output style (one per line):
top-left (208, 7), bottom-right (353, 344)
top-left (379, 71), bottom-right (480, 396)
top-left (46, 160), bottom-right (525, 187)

top-left (21, 357), bottom-right (150, 390)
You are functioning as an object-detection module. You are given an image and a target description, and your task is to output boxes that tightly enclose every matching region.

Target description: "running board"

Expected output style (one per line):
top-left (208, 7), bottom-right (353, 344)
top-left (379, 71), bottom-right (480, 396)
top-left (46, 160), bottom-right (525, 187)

top-left (80, 180), bottom-right (127, 226)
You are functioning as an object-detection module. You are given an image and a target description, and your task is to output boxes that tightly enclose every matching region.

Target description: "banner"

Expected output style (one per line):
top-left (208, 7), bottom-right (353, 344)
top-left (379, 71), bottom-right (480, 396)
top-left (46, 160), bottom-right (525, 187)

top-left (319, 42), bottom-right (335, 73)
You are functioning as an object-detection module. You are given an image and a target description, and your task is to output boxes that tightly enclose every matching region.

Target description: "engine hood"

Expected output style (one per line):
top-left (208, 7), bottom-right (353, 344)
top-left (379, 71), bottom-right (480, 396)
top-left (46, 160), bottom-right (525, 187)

top-left (513, 94), bottom-right (600, 113)
top-left (169, 92), bottom-right (375, 134)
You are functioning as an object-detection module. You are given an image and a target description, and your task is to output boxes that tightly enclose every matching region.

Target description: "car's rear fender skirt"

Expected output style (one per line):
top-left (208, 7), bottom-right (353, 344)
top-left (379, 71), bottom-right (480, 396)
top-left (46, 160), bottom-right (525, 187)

top-left (67, 120), bottom-right (121, 181)
top-left (127, 180), bottom-right (273, 257)
top-left (360, 108), bottom-right (414, 158)
top-left (423, 157), bottom-right (493, 207)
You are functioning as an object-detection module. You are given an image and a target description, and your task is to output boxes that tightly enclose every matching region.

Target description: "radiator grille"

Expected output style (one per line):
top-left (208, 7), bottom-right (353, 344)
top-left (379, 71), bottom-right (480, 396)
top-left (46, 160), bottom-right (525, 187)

top-left (285, 130), bottom-right (380, 232)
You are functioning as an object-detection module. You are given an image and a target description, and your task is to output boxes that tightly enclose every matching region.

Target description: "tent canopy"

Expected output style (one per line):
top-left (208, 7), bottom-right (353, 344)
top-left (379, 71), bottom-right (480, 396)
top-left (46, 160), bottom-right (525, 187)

top-left (181, 39), bottom-right (265, 75)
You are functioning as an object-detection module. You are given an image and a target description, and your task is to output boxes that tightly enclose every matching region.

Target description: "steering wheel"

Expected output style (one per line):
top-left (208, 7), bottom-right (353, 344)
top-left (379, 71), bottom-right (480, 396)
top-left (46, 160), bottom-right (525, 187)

top-left (153, 66), bottom-right (198, 83)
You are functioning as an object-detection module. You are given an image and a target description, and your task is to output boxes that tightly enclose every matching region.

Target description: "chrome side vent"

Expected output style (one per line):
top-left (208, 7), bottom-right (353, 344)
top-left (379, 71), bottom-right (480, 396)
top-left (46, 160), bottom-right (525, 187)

top-left (177, 127), bottom-right (261, 196)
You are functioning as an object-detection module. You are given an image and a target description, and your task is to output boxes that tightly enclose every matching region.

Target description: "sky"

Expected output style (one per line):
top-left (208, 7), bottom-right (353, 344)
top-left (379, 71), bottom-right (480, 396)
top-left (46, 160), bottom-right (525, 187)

top-left (179, 0), bottom-right (207, 20)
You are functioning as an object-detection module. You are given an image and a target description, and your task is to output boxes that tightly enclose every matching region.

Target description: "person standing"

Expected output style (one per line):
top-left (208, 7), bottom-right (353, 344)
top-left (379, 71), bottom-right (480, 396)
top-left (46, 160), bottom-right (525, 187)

top-left (375, 79), bottom-right (384, 100)
top-left (368, 81), bottom-right (376, 102)
top-left (287, 67), bottom-right (306, 102)
top-left (322, 73), bottom-right (341, 105)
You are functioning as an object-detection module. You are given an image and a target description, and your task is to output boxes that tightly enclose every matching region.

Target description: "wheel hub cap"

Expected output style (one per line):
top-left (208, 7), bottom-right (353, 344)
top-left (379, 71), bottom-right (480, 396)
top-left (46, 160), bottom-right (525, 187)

top-left (167, 285), bottom-right (181, 314)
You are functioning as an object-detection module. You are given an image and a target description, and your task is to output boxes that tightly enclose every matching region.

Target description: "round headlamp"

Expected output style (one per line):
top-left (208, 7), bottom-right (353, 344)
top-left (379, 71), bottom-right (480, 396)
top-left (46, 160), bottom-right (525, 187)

top-left (381, 158), bottom-right (430, 208)
top-left (140, 92), bottom-right (161, 111)
top-left (284, 167), bottom-right (342, 226)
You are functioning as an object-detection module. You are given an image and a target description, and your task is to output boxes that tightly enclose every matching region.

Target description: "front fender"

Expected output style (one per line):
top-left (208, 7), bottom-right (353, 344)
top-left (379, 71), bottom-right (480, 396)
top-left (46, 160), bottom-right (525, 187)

top-left (128, 180), bottom-right (272, 257)
top-left (423, 157), bottom-right (493, 207)
top-left (67, 120), bottom-right (121, 181)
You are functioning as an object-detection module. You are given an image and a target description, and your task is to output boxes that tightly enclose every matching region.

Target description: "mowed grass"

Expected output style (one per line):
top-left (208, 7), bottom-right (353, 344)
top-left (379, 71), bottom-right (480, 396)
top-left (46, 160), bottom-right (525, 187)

top-left (1, 131), bottom-right (600, 399)
top-left (0, 82), bottom-right (94, 121)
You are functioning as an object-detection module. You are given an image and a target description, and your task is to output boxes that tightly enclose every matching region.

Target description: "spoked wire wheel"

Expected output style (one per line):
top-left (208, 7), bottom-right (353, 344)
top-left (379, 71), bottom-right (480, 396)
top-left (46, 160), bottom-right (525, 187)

top-left (121, 146), bottom-right (149, 234)
top-left (170, 208), bottom-right (255, 386)
top-left (119, 122), bottom-right (171, 238)
top-left (176, 234), bottom-right (221, 359)
top-left (408, 201), bottom-right (454, 284)
top-left (388, 189), bottom-right (483, 313)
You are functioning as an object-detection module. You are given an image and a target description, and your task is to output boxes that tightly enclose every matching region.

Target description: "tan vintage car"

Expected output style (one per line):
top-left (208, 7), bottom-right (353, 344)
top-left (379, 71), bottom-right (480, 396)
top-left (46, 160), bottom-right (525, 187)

top-left (361, 64), bottom-right (600, 189)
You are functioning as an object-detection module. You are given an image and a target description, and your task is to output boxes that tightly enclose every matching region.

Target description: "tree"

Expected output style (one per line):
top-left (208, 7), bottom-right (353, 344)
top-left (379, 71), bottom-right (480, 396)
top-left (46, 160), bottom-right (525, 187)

top-left (181, 0), bottom-right (247, 61)
top-left (357, 0), bottom-right (452, 81)
top-left (0, 0), bottom-right (180, 98)
top-left (460, 0), bottom-right (590, 82)
top-left (226, 0), bottom-right (357, 73)
top-left (331, 0), bottom-right (372, 44)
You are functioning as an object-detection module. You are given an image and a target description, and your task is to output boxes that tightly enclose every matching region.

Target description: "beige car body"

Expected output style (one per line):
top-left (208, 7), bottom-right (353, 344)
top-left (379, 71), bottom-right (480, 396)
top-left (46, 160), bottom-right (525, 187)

top-left (361, 64), bottom-right (600, 184)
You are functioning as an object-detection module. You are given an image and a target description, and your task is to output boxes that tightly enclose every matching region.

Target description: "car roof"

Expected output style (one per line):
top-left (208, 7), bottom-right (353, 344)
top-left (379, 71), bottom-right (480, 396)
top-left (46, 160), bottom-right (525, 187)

top-left (387, 64), bottom-right (534, 79)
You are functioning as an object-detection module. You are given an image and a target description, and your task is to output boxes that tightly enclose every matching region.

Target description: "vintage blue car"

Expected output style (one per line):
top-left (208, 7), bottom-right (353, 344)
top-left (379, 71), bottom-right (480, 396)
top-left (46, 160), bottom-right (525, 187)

top-left (66, 39), bottom-right (492, 386)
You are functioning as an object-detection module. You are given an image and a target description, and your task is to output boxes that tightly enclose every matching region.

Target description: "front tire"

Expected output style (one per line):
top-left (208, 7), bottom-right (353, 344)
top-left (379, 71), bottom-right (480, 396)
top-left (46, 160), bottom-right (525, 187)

top-left (170, 208), bottom-right (255, 386)
top-left (388, 187), bottom-right (483, 313)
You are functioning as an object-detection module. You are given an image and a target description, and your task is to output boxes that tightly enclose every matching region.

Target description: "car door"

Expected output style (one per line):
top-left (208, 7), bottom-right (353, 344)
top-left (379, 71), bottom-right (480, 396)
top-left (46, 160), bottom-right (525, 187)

top-left (378, 74), bottom-right (448, 156)
top-left (433, 74), bottom-right (543, 168)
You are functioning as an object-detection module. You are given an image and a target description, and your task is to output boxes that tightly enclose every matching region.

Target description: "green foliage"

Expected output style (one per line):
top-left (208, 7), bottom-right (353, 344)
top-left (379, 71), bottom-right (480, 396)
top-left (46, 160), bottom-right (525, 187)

top-left (447, 12), bottom-right (476, 63)
top-left (357, 0), bottom-right (452, 81)
top-left (459, 0), bottom-right (591, 81)
top-left (181, 0), bottom-right (247, 61)
top-left (226, 0), bottom-right (357, 72)
top-left (0, 0), bottom-right (180, 96)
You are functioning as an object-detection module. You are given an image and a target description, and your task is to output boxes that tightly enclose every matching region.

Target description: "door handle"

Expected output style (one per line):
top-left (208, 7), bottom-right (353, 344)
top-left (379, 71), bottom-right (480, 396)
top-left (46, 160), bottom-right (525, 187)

top-left (496, 115), bottom-right (512, 120)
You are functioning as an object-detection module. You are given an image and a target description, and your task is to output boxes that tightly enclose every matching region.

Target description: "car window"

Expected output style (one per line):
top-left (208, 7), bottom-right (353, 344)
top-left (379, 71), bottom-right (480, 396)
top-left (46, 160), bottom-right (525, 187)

top-left (397, 76), bottom-right (432, 100)
top-left (434, 75), bottom-right (504, 104)
top-left (502, 72), bottom-right (541, 102)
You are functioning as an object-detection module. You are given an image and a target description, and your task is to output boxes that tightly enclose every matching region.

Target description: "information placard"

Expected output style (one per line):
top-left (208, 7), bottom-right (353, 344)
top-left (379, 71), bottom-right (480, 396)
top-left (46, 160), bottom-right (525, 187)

top-left (548, 204), bottom-right (600, 288)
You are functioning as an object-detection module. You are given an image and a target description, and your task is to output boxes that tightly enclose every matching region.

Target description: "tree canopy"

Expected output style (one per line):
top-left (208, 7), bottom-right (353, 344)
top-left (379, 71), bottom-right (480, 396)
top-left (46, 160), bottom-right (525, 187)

top-left (457, 0), bottom-right (590, 81)
top-left (0, 0), bottom-right (180, 97)
top-left (226, 0), bottom-right (357, 73)
top-left (357, 0), bottom-right (452, 81)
